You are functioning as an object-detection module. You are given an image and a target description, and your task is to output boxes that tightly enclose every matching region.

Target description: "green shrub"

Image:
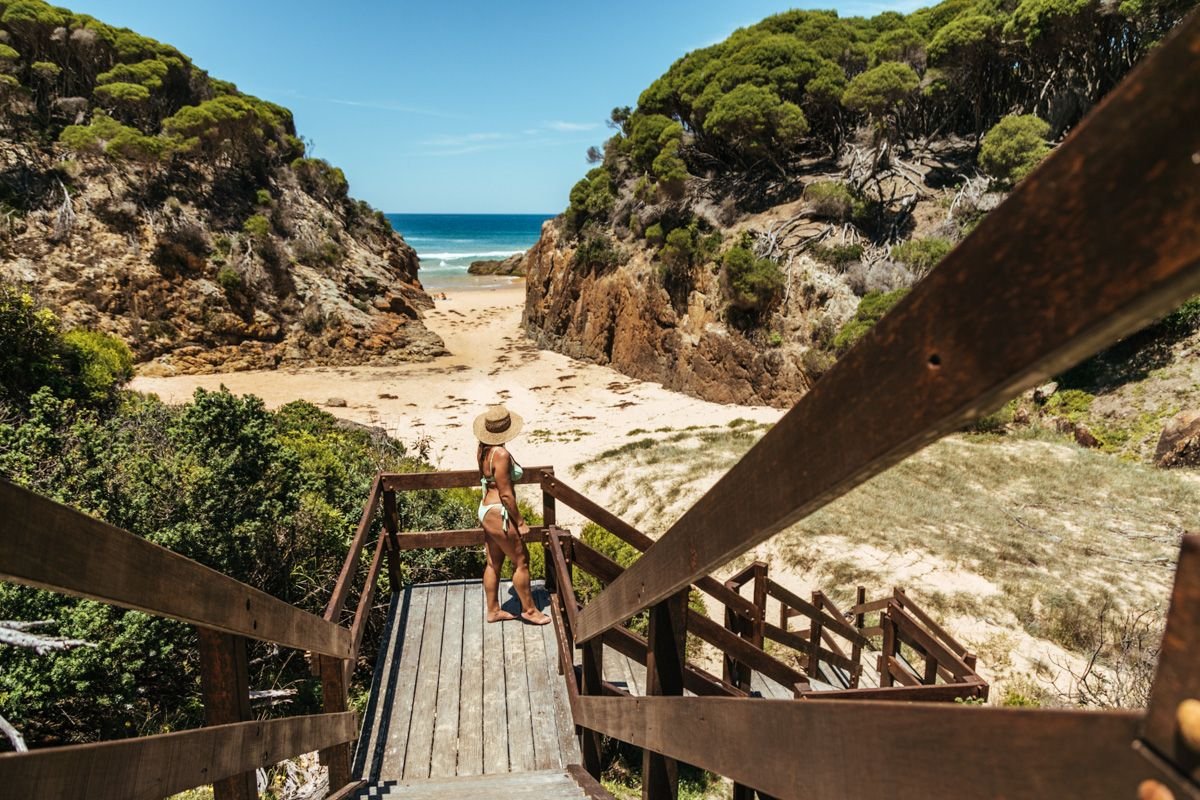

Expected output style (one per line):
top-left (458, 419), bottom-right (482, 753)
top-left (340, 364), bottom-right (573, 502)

top-left (1043, 388), bottom-right (1093, 421)
top-left (255, 188), bottom-right (272, 206)
top-left (832, 288), bottom-right (909, 352)
top-left (660, 227), bottom-right (694, 272)
top-left (242, 214), bottom-right (270, 240)
top-left (291, 157), bottom-right (348, 203)
top-left (30, 60), bottom-right (59, 80)
top-left (564, 167), bottom-right (614, 235)
top-left (644, 222), bottom-right (664, 246)
top-left (723, 243), bottom-right (783, 313)
top-left (216, 265), bottom-right (243, 296)
top-left (841, 61), bottom-right (919, 117)
top-left (979, 114), bottom-right (1051, 186)
top-left (811, 242), bottom-right (863, 267)
top-left (60, 330), bottom-right (133, 406)
top-left (572, 231), bottom-right (620, 271)
top-left (889, 237), bottom-right (952, 275)
top-left (804, 181), bottom-right (860, 221)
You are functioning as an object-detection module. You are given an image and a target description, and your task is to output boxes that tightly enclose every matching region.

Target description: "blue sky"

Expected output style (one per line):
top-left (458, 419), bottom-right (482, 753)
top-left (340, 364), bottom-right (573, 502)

top-left (65, 0), bottom-right (926, 213)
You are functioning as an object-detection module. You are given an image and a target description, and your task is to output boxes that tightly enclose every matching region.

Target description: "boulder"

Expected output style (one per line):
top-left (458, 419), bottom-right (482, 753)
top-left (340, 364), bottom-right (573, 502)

top-left (1033, 381), bottom-right (1059, 404)
top-left (468, 253), bottom-right (525, 276)
top-left (1155, 410), bottom-right (1200, 468)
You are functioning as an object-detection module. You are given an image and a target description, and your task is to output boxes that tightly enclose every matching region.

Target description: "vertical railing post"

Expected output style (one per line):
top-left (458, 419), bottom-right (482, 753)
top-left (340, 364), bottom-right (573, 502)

top-left (750, 562), bottom-right (767, 649)
top-left (320, 654), bottom-right (352, 791)
top-left (580, 638), bottom-right (605, 779)
top-left (643, 591), bottom-right (688, 800)
top-left (809, 591), bottom-right (825, 679)
top-left (381, 488), bottom-right (402, 592)
top-left (851, 586), bottom-right (866, 688)
top-left (198, 628), bottom-right (256, 800)
top-left (879, 605), bottom-right (896, 688)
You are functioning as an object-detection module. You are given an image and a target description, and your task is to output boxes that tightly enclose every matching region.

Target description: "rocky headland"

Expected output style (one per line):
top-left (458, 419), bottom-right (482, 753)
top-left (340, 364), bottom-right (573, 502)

top-left (468, 253), bottom-right (525, 276)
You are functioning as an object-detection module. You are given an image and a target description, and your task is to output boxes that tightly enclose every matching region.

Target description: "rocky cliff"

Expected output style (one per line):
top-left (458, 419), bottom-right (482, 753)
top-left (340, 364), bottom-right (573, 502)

top-left (523, 220), bottom-right (823, 406)
top-left (0, 1), bottom-right (443, 375)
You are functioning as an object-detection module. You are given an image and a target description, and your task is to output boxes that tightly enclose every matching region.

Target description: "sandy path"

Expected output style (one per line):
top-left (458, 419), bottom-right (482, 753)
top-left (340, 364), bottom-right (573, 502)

top-left (132, 285), bottom-right (782, 500)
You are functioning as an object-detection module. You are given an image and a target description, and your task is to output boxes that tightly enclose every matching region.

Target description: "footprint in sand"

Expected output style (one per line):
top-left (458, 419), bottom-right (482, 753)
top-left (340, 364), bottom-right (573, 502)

top-left (379, 393), bottom-right (398, 399)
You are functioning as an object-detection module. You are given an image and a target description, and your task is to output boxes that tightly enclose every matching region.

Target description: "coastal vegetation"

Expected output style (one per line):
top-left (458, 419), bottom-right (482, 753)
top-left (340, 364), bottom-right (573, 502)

top-left (0, 287), bottom-right (476, 746)
top-left (525, 0), bottom-right (1198, 407)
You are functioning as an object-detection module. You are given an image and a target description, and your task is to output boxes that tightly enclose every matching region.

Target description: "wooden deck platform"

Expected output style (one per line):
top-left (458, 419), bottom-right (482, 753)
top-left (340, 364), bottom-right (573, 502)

top-left (353, 580), bottom-right (585, 797)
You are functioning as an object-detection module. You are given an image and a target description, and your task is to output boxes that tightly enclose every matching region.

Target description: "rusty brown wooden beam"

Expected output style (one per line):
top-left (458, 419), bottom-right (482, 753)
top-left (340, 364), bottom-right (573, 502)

top-left (575, 696), bottom-right (1146, 799)
top-left (0, 479), bottom-right (351, 657)
top-left (388, 526), bottom-right (550, 550)
top-left (323, 475), bottom-right (382, 623)
top-left (381, 467), bottom-right (553, 492)
top-left (538, 473), bottom-right (758, 619)
top-left (572, 15), bottom-right (1200, 644)
top-left (0, 712), bottom-right (358, 799)
top-left (801, 681), bottom-right (986, 702)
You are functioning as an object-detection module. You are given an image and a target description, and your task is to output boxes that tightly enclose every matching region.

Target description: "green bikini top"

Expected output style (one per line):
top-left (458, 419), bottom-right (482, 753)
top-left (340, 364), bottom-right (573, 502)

top-left (481, 446), bottom-right (522, 487)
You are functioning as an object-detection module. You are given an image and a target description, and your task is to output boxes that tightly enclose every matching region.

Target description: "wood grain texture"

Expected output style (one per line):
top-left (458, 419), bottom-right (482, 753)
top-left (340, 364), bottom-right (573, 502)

top-left (379, 587), bottom-right (429, 780)
top-left (0, 712), bottom-right (357, 800)
top-left (197, 629), bottom-right (255, 800)
top-left (482, 582), bottom-right (510, 775)
top-left (457, 582), bottom-right (486, 777)
top-left (382, 467), bottom-right (552, 492)
top-left (404, 582), bottom-right (446, 779)
top-left (324, 475), bottom-right (381, 623)
top-left (0, 478), bottom-right (350, 657)
top-left (573, 14), bottom-right (1200, 643)
top-left (575, 696), bottom-right (1148, 799)
top-left (430, 582), bottom-right (465, 777)
top-left (391, 527), bottom-right (550, 550)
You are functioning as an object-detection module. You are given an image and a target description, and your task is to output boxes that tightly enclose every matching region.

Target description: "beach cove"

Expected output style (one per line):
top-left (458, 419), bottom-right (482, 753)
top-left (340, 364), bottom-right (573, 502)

top-left (131, 285), bottom-right (782, 485)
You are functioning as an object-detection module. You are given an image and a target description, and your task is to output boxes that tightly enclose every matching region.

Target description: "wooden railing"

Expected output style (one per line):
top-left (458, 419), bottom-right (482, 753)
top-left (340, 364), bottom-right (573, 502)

top-left (0, 479), bottom-right (361, 799)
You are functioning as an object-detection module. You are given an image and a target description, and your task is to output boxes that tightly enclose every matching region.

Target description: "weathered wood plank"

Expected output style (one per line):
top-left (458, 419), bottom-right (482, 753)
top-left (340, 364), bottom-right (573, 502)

top-left (392, 527), bottom-right (550, 550)
top-left (197, 629), bottom-right (255, 800)
top-left (801, 682), bottom-right (985, 702)
top-left (0, 712), bottom-right (357, 800)
top-left (541, 590), bottom-right (582, 766)
top-left (572, 14), bottom-right (1200, 644)
top-left (324, 475), bottom-right (382, 623)
top-left (525, 602), bottom-right (563, 770)
top-left (504, 596), bottom-right (537, 772)
top-left (643, 593), bottom-right (687, 800)
top-left (0, 479), bottom-right (351, 657)
top-left (404, 582), bottom-right (447, 779)
top-left (576, 696), bottom-right (1147, 799)
top-left (482, 582), bottom-right (509, 775)
top-left (540, 475), bottom-right (757, 619)
top-left (382, 468), bottom-right (552, 492)
top-left (379, 587), bottom-right (429, 780)
top-left (347, 532), bottom-right (387, 680)
top-left (430, 582), bottom-right (466, 778)
top-left (457, 582), bottom-right (485, 777)
top-left (1138, 534), bottom-right (1200, 788)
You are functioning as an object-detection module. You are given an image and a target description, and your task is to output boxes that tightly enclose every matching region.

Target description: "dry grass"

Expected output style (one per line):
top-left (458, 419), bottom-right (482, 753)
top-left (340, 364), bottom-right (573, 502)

top-left (574, 424), bottom-right (1200, 707)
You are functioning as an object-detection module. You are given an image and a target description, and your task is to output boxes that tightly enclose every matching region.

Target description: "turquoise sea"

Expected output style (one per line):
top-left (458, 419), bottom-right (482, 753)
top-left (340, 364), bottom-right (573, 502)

top-left (385, 213), bottom-right (554, 292)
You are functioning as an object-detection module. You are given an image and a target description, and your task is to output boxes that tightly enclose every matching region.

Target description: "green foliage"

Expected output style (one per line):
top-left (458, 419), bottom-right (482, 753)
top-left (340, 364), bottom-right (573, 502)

top-left (703, 83), bottom-right (808, 163)
top-left (60, 329), bottom-right (134, 406)
top-left (979, 114), bottom-right (1052, 185)
top-left (96, 59), bottom-right (170, 90)
top-left (723, 240), bottom-right (784, 313)
top-left (255, 188), bottom-right (272, 206)
top-left (0, 43), bottom-right (20, 65)
top-left (811, 242), bottom-right (864, 268)
top-left (242, 214), bottom-right (271, 240)
top-left (871, 27), bottom-right (925, 65)
top-left (291, 157), bottom-right (349, 203)
top-left (216, 265), bottom-right (243, 296)
top-left (804, 181), bottom-right (860, 221)
top-left (628, 114), bottom-right (676, 171)
top-left (841, 61), bottom-right (919, 117)
top-left (0, 284), bottom-right (67, 409)
top-left (889, 236), bottom-right (953, 275)
top-left (565, 167), bottom-right (615, 235)
top-left (643, 223), bottom-right (665, 246)
top-left (29, 60), bottom-right (59, 80)
top-left (93, 81), bottom-right (151, 105)
top-left (1043, 388), bottom-right (1094, 421)
top-left (833, 288), bottom-right (910, 352)
top-left (572, 230), bottom-right (621, 271)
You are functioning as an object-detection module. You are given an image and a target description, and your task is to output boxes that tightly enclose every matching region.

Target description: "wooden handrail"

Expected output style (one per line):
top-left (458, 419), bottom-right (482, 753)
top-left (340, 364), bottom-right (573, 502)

top-left (0, 478), bottom-right (351, 657)
top-left (571, 14), bottom-right (1200, 644)
top-left (574, 696), bottom-right (1144, 799)
top-left (323, 475), bottom-right (382, 623)
top-left (389, 526), bottom-right (551, 550)
top-left (892, 588), bottom-right (969, 657)
top-left (0, 712), bottom-right (358, 799)
top-left (381, 466), bottom-right (554, 492)
top-left (539, 473), bottom-right (758, 618)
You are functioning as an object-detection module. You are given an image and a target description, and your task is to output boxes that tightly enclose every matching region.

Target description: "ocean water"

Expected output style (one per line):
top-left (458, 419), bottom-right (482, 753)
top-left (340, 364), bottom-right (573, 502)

top-left (385, 213), bottom-right (554, 292)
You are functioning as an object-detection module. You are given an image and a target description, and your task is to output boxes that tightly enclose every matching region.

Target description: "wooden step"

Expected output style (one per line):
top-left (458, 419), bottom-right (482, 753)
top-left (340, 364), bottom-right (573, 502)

top-left (353, 769), bottom-right (592, 798)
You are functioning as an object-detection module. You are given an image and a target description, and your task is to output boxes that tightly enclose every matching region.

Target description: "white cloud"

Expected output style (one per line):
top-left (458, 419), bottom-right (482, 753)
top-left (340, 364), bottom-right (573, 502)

top-left (282, 91), bottom-right (468, 119)
top-left (544, 120), bottom-right (601, 132)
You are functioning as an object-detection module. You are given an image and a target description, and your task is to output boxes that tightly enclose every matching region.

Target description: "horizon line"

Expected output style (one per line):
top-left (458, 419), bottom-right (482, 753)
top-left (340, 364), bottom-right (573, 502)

top-left (385, 211), bottom-right (558, 216)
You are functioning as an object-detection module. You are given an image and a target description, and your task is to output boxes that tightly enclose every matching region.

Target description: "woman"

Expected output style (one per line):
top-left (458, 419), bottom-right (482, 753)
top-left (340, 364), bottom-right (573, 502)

top-left (474, 404), bottom-right (550, 625)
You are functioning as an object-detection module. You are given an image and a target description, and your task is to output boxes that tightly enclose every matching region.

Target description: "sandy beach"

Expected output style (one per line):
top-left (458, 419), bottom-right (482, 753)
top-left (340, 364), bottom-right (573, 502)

top-left (132, 284), bottom-right (782, 488)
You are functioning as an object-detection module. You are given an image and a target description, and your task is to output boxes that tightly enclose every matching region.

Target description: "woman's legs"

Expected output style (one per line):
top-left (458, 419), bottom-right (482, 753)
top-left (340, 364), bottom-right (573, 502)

top-left (482, 508), bottom-right (549, 625)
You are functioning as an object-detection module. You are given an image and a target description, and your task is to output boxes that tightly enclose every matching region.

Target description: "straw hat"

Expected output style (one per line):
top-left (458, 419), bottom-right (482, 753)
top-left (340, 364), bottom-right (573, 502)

top-left (473, 404), bottom-right (524, 445)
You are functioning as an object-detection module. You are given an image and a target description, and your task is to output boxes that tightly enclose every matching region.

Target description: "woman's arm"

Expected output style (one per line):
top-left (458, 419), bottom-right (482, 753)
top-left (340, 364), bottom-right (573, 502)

top-left (492, 448), bottom-right (527, 533)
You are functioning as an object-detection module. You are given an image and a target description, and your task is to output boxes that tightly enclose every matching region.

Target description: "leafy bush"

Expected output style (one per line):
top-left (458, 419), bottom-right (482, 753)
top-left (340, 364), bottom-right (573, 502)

top-left (703, 83), bottom-right (808, 163)
top-left (60, 329), bottom-right (133, 406)
top-left (723, 242), bottom-right (784, 313)
top-left (291, 157), bottom-right (349, 203)
top-left (565, 167), bottom-right (615, 235)
top-left (255, 188), bottom-right (272, 206)
top-left (832, 288), bottom-right (909, 352)
top-left (889, 237), bottom-right (952, 275)
top-left (572, 230), bottom-right (621, 272)
top-left (979, 114), bottom-right (1051, 186)
top-left (242, 214), bottom-right (271, 239)
top-left (804, 181), bottom-right (862, 221)
top-left (643, 222), bottom-right (665, 246)
top-left (841, 61), bottom-right (919, 117)
top-left (811, 242), bottom-right (864, 268)
top-left (216, 265), bottom-right (243, 296)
